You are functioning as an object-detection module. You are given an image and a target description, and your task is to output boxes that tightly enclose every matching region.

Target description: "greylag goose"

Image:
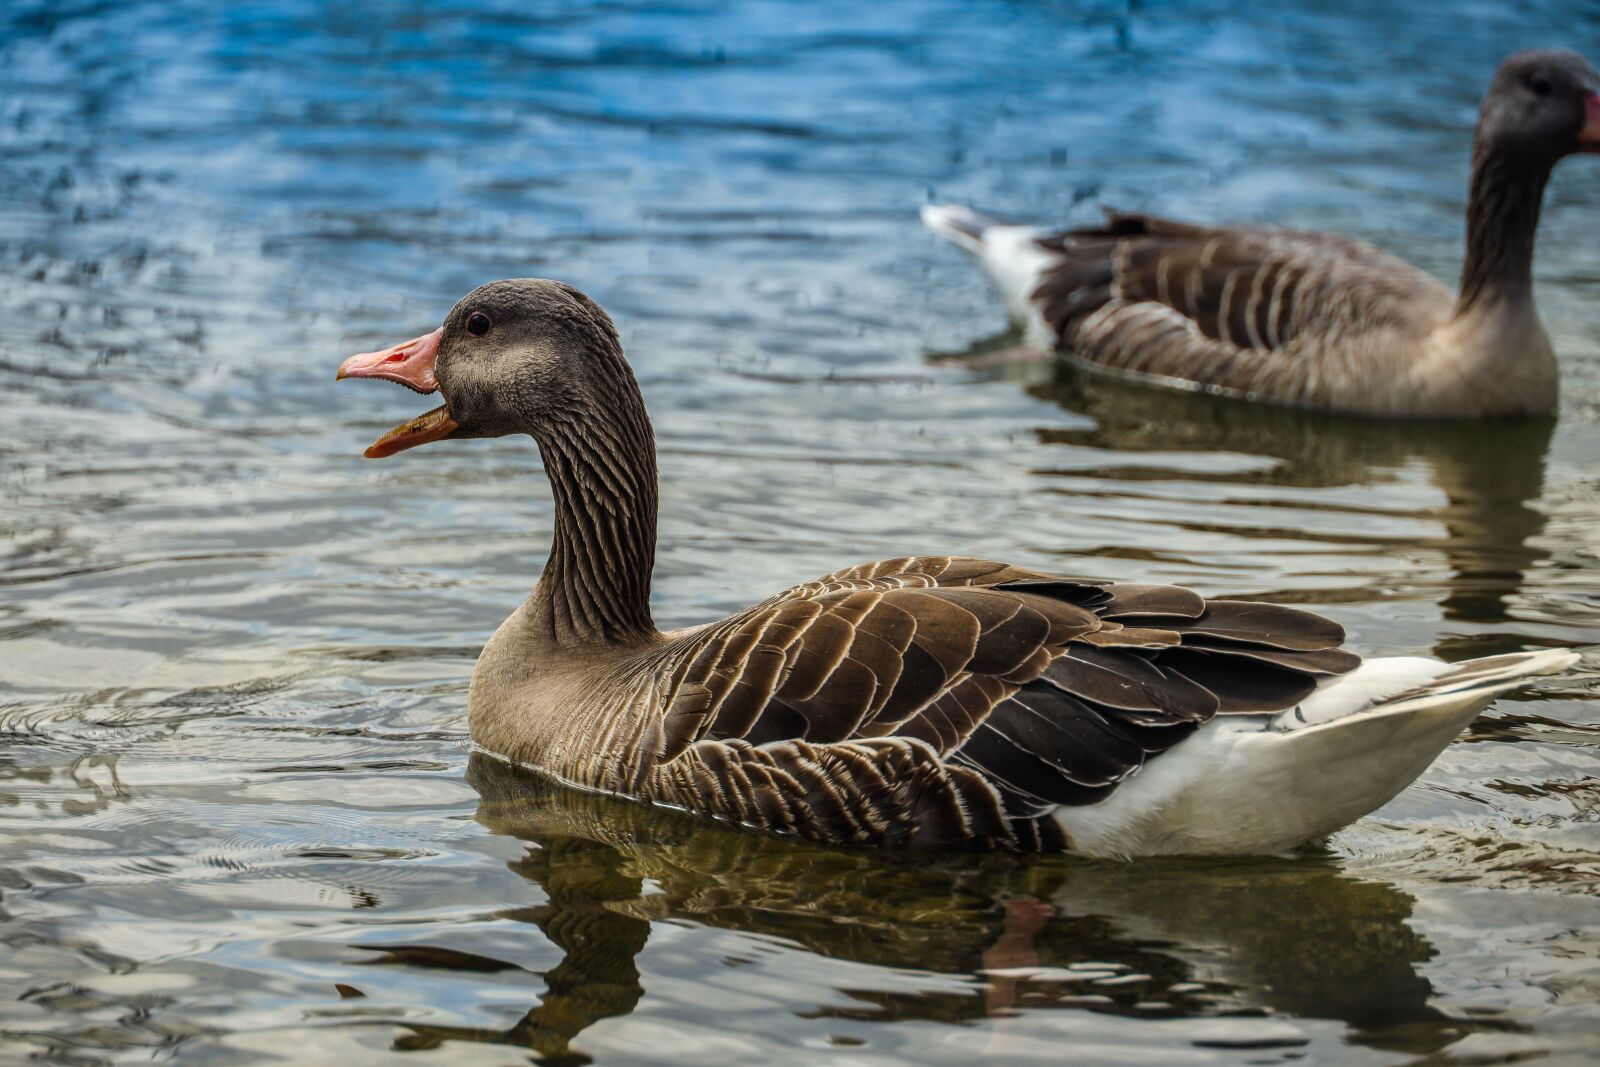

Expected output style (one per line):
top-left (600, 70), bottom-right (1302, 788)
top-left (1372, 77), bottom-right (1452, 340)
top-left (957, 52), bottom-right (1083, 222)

top-left (338, 279), bottom-right (1576, 856)
top-left (924, 49), bottom-right (1600, 417)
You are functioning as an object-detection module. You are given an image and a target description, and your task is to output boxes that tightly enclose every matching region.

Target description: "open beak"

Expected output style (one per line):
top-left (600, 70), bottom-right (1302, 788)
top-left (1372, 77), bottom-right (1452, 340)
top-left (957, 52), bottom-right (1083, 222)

top-left (336, 327), bottom-right (460, 458)
top-left (1582, 93), bottom-right (1600, 154)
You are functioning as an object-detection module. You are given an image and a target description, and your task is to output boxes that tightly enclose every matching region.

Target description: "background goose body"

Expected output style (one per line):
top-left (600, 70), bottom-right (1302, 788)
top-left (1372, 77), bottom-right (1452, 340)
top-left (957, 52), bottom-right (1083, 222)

top-left (925, 50), bottom-right (1600, 417)
top-left (341, 279), bottom-right (1576, 857)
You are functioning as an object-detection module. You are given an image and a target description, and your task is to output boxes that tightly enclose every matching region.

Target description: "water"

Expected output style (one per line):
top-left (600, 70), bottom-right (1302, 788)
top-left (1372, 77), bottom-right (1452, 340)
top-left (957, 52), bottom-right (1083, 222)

top-left (3, 1), bottom-right (1600, 1062)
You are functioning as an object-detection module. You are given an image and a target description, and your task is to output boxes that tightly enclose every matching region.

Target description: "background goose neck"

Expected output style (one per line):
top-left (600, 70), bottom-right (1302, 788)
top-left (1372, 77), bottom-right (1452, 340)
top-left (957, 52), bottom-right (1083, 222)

top-left (529, 364), bottom-right (660, 648)
top-left (1454, 140), bottom-right (1551, 319)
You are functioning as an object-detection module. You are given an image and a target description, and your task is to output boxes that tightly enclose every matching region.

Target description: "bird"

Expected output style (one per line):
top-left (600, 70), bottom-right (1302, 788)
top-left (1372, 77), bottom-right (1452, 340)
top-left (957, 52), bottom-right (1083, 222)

top-left (337, 278), bottom-right (1577, 857)
top-left (923, 49), bottom-right (1600, 417)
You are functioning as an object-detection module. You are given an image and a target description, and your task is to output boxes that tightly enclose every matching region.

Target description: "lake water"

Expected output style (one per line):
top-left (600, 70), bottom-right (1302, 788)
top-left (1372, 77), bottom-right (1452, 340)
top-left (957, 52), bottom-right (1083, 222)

top-left (3, 1), bottom-right (1600, 1063)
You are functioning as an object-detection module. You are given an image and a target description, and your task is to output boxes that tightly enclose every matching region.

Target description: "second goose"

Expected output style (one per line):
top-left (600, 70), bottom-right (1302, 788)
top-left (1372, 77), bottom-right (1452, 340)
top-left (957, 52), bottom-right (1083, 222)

top-left (925, 50), bottom-right (1600, 417)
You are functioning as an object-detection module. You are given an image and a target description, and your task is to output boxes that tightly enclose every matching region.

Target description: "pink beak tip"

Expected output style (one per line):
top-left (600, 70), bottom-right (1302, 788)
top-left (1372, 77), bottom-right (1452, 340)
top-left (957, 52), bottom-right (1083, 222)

top-left (335, 327), bottom-right (444, 392)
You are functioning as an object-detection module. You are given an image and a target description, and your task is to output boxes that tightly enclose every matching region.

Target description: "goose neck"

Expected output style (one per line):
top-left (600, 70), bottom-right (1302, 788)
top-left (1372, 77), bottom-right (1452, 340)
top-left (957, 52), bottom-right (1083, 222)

top-left (1455, 141), bottom-right (1552, 318)
top-left (529, 376), bottom-right (659, 648)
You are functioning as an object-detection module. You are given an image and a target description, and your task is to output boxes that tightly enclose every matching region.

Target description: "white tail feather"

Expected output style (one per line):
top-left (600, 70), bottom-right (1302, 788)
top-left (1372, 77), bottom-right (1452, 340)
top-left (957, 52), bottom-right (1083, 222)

top-left (919, 203), bottom-right (997, 253)
top-left (1055, 649), bottom-right (1579, 858)
top-left (923, 203), bottom-right (1060, 344)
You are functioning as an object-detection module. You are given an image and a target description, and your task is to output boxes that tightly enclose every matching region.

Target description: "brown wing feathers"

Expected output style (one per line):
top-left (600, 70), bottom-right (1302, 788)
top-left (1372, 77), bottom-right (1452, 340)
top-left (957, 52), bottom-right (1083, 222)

top-left (1033, 214), bottom-right (1317, 355)
top-left (639, 558), bottom-right (1356, 850)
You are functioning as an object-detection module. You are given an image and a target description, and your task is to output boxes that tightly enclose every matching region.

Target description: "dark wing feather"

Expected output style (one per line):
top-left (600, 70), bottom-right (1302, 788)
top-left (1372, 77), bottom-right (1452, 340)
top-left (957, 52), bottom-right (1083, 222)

top-left (1041, 646), bottom-right (1218, 722)
top-left (643, 557), bottom-right (1358, 850)
top-left (1175, 599), bottom-right (1345, 650)
top-left (1002, 687), bottom-right (1149, 786)
top-left (1155, 648), bottom-right (1321, 713)
top-left (1180, 636), bottom-right (1360, 675)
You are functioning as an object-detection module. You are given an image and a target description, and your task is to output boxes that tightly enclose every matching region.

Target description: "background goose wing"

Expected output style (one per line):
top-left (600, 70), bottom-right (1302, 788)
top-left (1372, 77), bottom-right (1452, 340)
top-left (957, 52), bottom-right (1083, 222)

top-left (1031, 212), bottom-right (1450, 390)
top-left (644, 558), bottom-right (1357, 849)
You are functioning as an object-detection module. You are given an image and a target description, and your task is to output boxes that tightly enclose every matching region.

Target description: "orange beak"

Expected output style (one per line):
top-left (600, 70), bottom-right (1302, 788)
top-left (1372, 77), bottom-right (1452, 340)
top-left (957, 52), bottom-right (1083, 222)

top-left (336, 327), bottom-right (460, 458)
top-left (1582, 93), bottom-right (1600, 154)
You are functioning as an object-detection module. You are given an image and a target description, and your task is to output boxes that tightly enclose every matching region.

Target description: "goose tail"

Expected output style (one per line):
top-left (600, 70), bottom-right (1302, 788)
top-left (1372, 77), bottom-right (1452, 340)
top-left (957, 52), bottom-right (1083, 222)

top-left (1369, 648), bottom-right (1580, 706)
top-left (920, 203), bottom-right (1004, 253)
top-left (922, 204), bottom-right (1060, 341)
top-left (1055, 649), bottom-right (1580, 858)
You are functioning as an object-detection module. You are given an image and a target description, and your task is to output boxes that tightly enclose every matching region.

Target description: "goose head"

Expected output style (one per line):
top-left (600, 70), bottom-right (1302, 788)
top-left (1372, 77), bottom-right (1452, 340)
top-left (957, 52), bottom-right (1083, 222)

top-left (1477, 50), bottom-right (1600, 165)
top-left (336, 279), bottom-right (624, 458)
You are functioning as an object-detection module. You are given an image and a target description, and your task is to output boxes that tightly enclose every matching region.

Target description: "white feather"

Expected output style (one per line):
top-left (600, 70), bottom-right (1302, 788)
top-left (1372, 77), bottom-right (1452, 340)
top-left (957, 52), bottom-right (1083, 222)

top-left (922, 204), bottom-right (1060, 347)
top-left (1053, 650), bottom-right (1578, 858)
top-left (1282, 656), bottom-right (1449, 728)
top-left (919, 204), bottom-right (991, 253)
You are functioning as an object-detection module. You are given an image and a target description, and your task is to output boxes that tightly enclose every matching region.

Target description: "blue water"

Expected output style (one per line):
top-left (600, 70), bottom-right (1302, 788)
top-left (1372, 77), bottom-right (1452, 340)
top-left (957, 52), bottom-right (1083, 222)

top-left (3, 2), bottom-right (1600, 1063)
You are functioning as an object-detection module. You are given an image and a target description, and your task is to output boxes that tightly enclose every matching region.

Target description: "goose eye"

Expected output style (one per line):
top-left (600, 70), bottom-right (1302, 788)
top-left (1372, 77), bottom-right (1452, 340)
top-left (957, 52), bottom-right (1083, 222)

top-left (466, 311), bottom-right (492, 336)
top-left (1530, 76), bottom-right (1553, 97)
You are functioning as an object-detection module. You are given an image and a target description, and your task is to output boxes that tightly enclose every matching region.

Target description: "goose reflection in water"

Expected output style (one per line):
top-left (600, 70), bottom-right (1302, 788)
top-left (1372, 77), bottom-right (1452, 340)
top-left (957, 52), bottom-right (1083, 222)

top-left (1038, 367), bottom-right (1553, 647)
top-left (942, 332), bottom-right (1555, 654)
top-left (383, 755), bottom-right (1493, 1061)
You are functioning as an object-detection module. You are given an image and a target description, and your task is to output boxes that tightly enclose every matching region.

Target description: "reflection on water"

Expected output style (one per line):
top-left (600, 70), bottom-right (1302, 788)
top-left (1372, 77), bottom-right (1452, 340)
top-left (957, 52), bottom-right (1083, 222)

top-left (459, 758), bottom-right (1472, 1062)
top-left (1037, 357), bottom-right (1559, 639)
top-left (3, 0), bottom-right (1600, 1063)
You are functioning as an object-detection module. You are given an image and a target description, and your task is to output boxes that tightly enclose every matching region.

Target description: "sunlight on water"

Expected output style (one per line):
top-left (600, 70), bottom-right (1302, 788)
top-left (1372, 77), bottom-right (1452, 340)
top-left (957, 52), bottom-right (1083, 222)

top-left (2, 1), bottom-right (1599, 1063)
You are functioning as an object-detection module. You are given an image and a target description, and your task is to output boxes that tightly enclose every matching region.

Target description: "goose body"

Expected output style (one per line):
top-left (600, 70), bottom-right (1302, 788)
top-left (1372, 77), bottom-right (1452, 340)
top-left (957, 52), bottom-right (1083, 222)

top-left (925, 50), bottom-right (1600, 417)
top-left (338, 279), bottom-right (1577, 857)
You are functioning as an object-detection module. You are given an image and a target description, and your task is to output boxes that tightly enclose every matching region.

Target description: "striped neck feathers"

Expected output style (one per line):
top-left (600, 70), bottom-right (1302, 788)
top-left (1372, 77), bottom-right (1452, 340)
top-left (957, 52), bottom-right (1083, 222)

top-left (529, 351), bottom-right (659, 648)
top-left (1455, 139), bottom-right (1553, 318)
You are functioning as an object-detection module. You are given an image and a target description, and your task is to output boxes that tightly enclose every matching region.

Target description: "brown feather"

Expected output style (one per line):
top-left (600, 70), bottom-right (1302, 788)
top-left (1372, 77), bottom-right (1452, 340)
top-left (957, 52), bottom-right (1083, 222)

top-left (625, 562), bottom-right (1362, 848)
top-left (1176, 599), bottom-right (1346, 651)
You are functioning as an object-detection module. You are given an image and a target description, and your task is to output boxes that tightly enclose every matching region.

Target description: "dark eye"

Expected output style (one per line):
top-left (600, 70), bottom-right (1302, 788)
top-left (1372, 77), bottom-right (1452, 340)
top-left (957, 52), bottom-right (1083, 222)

top-left (466, 311), bottom-right (492, 337)
top-left (1530, 76), bottom-right (1553, 97)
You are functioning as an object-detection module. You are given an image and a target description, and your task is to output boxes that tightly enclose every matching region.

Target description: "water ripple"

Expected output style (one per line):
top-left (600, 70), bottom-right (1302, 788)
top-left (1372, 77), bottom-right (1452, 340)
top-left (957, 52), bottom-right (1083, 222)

top-left (3, 0), bottom-right (1599, 1064)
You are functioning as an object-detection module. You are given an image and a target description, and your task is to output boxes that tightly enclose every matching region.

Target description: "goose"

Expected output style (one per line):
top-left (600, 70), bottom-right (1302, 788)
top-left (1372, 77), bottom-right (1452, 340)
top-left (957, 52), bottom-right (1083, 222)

top-left (923, 49), bottom-right (1600, 417)
top-left (337, 278), bottom-right (1577, 857)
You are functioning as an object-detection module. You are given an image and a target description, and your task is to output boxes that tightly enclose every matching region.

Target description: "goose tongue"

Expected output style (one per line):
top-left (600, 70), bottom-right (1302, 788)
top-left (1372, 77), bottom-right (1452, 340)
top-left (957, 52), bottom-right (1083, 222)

top-left (1583, 93), bottom-right (1600, 153)
top-left (336, 326), bottom-right (460, 458)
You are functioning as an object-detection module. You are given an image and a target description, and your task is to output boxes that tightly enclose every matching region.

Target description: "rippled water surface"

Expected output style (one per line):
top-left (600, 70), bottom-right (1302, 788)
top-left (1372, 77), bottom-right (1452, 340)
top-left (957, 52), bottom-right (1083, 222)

top-left (4, 1), bottom-right (1600, 1063)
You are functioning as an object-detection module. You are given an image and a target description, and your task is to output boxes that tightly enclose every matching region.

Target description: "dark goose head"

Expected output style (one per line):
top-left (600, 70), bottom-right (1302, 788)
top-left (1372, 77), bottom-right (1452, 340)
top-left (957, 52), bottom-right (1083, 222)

top-left (336, 278), bottom-right (631, 458)
top-left (1476, 49), bottom-right (1600, 165)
